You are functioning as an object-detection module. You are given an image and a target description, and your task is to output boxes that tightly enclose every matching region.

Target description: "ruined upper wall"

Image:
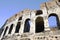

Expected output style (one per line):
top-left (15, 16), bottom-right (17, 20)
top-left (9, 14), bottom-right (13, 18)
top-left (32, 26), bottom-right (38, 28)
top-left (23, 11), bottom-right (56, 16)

top-left (41, 0), bottom-right (57, 9)
top-left (40, 0), bottom-right (60, 9)
top-left (5, 0), bottom-right (60, 26)
top-left (6, 9), bottom-right (32, 24)
top-left (50, 0), bottom-right (58, 1)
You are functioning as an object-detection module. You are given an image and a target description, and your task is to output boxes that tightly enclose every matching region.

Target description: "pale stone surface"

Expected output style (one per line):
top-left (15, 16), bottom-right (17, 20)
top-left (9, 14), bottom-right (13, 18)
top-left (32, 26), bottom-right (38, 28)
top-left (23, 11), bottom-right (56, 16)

top-left (0, 0), bottom-right (60, 40)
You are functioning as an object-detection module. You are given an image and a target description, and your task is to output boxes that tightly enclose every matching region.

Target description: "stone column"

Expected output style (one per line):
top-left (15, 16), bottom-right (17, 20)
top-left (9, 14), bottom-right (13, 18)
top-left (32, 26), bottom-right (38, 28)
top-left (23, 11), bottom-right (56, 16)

top-left (30, 18), bottom-right (35, 33)
top-left (19, 20), bottom-right (24, 34)
top-left (44, 17), bottom-right (50, 31)
top-left (43, 9), bottom-right (50, 31)
top-left (30, 11), bottom-right (35, 34)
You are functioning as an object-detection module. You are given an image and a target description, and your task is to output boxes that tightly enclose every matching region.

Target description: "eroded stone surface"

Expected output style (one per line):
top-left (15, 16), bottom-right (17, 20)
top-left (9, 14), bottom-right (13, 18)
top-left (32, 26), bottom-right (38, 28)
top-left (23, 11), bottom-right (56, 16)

top-left (0, 0), bottom-right (60, 40)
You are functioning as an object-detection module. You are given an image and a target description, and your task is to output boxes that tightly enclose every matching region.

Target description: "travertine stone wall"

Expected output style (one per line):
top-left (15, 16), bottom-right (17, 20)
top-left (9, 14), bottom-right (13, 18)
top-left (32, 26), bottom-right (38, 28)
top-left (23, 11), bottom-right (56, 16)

top-left (0, 0), bottom-right (60, 40)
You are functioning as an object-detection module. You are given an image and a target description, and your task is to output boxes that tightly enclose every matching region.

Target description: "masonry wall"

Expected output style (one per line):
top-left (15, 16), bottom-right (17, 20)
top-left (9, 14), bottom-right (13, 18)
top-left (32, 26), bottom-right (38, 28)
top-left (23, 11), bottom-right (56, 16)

top-left (0, 0), bottom-right (60, 40)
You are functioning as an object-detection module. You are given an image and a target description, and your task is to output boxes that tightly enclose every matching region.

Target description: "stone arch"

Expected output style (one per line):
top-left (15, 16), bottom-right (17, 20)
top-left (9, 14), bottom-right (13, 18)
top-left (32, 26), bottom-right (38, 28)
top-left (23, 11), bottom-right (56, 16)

top-left (3, 26), bottom-right (8, 36)
top-left (8, 24), bottom-right (14, 34)
top-left (48, 13), bottom-right (60, 29)
top-left (24, 18), bottom-right (30, 33)
top-left (15, 22), bottom-right (21, 33)
top-left (36, 10), bottom-right (43, 15)
top-left (35, 17), bottom-right (44, 33)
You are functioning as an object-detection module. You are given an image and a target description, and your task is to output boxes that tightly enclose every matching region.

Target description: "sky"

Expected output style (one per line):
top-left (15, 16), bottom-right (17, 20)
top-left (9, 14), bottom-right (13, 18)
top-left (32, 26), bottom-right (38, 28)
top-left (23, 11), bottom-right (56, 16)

top-left (0, 0), bottom-right (57, 28)
top-left (48, 16), bottom-right (57, 28)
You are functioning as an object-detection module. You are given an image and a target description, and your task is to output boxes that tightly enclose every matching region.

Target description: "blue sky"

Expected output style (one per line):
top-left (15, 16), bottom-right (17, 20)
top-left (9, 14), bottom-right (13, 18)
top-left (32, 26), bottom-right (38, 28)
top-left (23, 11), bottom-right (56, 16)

top-left (0, 0), bottom-right (57, 28)
top-left (48, 16), bottom-right (57, 28)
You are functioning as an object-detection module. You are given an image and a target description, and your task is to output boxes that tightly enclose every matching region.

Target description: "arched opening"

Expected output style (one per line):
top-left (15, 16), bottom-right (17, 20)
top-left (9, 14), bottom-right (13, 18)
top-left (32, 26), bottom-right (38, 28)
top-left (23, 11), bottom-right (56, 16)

top-left (15, 22), bottom-right (21, 33)
top-left (3, 27), bottom-right (8, 36)
top-left (48, 13), bottom-right (60, 29)
top-left (0, 28), bottom-right (4, 36)
top-left (18, 16), bottom-right (22, 21)
top-left (8, 24), bottom-right (14, 34)
top-left (36, 10), bottom-right (43, 15)
top-left (58, 0), bottom-right (60, 2)
top-left (24, 19), bottom-right (30, 33)
top-left (35, 17), bottom-right (44, 33)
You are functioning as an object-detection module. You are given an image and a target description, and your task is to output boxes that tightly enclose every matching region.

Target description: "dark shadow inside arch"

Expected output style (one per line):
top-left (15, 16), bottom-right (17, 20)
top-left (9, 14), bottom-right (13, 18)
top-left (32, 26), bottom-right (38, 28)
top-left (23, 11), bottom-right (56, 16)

top-left (8, 24), bottom-right (14, 34)
top-left (3, 27), bottom-right (8, 36)
top-left (0, 28), bottom-right (4, 36)
top-left (35, 17), bottom-right (44, 33)
top-left (36, 10), bottom-right (43, 15)
top-left (58, 0), bottom-right (60, 2)
top-left (18, 16), bottom-right (22, 21)
top-left (15, 22), bottom-right (21, 33)
top-left (48, 13), bottom-right (60, 29)
top-left (24, 19), bottom-right (30, 33)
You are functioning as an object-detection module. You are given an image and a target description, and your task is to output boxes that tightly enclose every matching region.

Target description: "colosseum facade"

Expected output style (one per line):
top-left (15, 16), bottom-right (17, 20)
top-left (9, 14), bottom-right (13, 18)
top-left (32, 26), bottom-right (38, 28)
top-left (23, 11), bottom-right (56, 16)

top-left (0, 0), bottom-right (60, 40)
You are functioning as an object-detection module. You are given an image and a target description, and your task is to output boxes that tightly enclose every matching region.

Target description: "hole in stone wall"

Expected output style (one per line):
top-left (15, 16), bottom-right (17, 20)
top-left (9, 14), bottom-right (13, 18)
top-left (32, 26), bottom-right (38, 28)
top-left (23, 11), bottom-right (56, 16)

top-left (0, 28), bottom-right (4, 36)
top-left (8, 24), bottom-right (14, 34)
top-left (35, 17), bottom-right (44, 33)
top-left (3, 27), bottom-right (8, 36)
top-left (55, 36), bottom-right (58, 38)
top-left (36, 10), bottom-right (43, 15)
top-left (24, 19), bottom-right (30, 33)
top-left (15, 22), bottom-right (21, 33)
top-left (48, 13), bottom-right (60, 30)
top-left (18, 16), bottom-right (22, 21)
top-left (58, 0), bottom-right (60, 2)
